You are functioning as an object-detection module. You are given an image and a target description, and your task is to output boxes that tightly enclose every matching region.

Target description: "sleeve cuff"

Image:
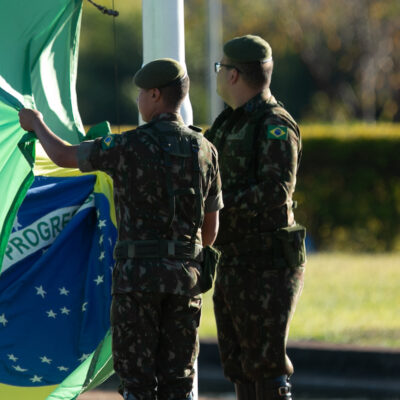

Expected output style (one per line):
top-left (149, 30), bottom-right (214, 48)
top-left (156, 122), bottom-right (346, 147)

top-left (205, 191), bottom-right (224, 213)
top-left (77, 141), bottom-right (96, 172)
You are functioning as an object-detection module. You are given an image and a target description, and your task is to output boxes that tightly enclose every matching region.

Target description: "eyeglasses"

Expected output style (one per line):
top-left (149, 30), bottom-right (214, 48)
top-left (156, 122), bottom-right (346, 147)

top-left (214, 62), bottom-right (241, 73)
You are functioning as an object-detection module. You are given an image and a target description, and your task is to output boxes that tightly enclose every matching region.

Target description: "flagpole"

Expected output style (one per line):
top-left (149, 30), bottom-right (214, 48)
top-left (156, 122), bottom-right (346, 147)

top-left (207, 0), bottom-right (223, 124)
top-left (141, 2), bottom-right (198, 399)
top-left (141, 0), bottom-right (193, 125)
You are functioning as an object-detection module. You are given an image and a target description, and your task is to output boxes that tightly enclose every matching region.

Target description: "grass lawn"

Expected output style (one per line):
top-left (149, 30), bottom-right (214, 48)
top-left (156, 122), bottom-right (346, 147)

top-left (199, 252), bottom-right (400, 348)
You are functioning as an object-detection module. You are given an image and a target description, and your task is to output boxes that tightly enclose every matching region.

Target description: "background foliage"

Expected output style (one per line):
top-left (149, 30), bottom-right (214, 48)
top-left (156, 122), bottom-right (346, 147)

top-left (79, 1), bottom-right (400, 252)
top-left (78, 0), bottom-right (400, 125)
top-left (298, 124), bottom-right (400, 251)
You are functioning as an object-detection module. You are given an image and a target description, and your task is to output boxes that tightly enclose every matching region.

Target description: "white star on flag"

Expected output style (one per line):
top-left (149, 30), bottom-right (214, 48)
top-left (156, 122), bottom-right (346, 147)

top-left (98, 251), bottom-right (105, 261)
top-left (98, 219), bottom-right (106, 229)
top-left (0, 313), bottom-right (8, 326)
top-left (59, 287), bottom-right (69, 296)
top-left (99, 234), bottom-right (104, 244)
top-left (30, 375), bottom-right (43, 383)
top-left (60, 307), bottom-right (70, 315)
top-left (94, 275), bottom-right (104, 285)
top-left (47, 310), bottom-right (57, 318)
top-left (35, 285), bottom-right (46, 298)
top-left (78, 353), bottom-right (90, 362)
top-left (8, 354), bottom-right (18, 362)
top-left (13, 365), bottom-right (28, 372)
top-left (58, 366), bottom-right (69, 371)
top-left (82, 302), bottom-right (88, 312)
top-left (97, 209), bottom-right (100, 218)
top-left (40, 356), bottom-right (52, 364)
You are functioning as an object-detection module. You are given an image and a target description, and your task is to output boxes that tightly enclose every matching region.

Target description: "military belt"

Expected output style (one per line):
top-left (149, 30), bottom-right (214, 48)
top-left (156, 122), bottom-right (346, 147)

top-left (217, 225), bottom-right (306, 268)
top-left (114, 239), bottom-right (204, 262)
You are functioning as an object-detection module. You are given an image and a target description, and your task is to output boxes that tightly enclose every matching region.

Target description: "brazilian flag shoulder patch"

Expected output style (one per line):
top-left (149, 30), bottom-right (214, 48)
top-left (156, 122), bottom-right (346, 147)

top-left (267, 125), bottom-right (288, 141)
top-left (101, 135), bottom-right (115, 150)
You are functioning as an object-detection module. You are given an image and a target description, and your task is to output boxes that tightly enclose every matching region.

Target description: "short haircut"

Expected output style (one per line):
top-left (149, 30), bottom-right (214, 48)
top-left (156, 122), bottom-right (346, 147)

top-left (159, 75), bottom-right (190, 109)
top-left (228, 58), bottom-right (274, 90)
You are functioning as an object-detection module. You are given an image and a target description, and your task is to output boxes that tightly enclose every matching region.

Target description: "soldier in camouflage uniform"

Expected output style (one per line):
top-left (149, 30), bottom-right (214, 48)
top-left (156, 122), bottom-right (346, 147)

top-left (19, 58), bottom-right (224, 400)
top-left (205, 35), bottom-right (306, 400)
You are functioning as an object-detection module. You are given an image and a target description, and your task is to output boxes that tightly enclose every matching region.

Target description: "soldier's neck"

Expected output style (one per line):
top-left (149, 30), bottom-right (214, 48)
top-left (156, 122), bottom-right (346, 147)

top-left (231, 87), bottom-right (271, 110)
top-left (150, 106), bottom-right (180, 121)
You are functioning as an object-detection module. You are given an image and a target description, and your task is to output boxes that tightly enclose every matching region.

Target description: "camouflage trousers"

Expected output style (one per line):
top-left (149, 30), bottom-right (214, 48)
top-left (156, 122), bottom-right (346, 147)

top-left (111, 291), bottom-right (202, 400)
top-left (213, 257), bottom-right (305, 383)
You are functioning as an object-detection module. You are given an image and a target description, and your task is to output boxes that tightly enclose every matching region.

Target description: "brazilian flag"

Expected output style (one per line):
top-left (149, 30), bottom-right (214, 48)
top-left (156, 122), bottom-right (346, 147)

top-left (0, 1), bottom-right (116, 399)
top-left (267, 125), bottom-right (288, 140)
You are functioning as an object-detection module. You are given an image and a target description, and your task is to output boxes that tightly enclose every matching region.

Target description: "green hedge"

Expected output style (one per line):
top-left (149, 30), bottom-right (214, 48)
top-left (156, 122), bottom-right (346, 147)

top-left (107, 123), bottom-right (400, 251)
top-left (297, 123), bottom-right (400, 251)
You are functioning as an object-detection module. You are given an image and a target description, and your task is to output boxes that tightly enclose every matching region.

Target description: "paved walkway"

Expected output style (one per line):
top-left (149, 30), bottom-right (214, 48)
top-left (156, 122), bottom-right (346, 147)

top-left (77, 391), bottom-right (353, 400)
top-left (78, 391), bottom-right (234, 400)
top-left (76, 341), bottom-right (400, 400)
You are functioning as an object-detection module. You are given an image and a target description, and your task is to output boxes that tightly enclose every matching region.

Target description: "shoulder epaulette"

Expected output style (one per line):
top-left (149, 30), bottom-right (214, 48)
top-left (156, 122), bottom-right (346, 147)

top-left (250, 102), bottom-right (300, 137)
top-left (188, 125), bottom-right (202, 133)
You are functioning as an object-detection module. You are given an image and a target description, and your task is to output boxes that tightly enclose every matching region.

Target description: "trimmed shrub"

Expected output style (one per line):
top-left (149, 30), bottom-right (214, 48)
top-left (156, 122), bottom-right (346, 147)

top-left (297, 123), bottom-right (400, 251)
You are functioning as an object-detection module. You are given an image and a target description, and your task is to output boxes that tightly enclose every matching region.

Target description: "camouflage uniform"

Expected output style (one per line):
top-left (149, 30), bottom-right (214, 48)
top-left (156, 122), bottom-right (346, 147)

top-left (77, 112), bottom-right (223, 400)
top-left (205, 93), bottom-right (305, 385)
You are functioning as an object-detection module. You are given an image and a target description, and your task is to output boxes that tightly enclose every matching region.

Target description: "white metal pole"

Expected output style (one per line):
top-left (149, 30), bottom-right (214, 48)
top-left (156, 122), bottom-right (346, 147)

top-left (141, 0), bottom-right (193, 125)
top-left (141, 2), bottom-right (198, 399)
top-left (207, 0), bottom-right (224, 124)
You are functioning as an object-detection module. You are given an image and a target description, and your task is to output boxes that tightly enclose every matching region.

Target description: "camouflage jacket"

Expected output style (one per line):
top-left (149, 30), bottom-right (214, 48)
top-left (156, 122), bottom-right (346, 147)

top-left (78, 113), bottom-right (223, 295)
top-left (205, 93), bottom-right (301, 246)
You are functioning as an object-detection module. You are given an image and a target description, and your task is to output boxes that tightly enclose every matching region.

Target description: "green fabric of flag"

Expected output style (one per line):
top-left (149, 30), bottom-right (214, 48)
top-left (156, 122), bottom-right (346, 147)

top-left (0, 82), bottom-right (36, 269)
top-left (46, 330), bottom-right (114, 400)
top-left (0, 0), bottom-right (85, 269)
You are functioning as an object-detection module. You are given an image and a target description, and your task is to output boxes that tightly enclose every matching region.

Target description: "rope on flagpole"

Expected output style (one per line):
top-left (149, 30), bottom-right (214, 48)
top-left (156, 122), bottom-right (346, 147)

top-left (111, 0), bottom-right (121, 132)
top-left (86, 0), bottom-right (119, 17)
top-left (86, 0), bottom-right (121, 131)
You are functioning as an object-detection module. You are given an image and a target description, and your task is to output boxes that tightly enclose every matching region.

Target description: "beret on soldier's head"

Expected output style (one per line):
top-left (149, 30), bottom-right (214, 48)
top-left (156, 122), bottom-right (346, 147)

top-left (223, 35), bottom-right (272, 63)
top-left (134, 58), bottom-right (186, 89)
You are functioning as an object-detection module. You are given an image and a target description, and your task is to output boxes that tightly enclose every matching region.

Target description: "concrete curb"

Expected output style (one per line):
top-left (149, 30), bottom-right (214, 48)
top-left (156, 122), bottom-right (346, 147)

top-left (198, 341), bottom-right (400, 399)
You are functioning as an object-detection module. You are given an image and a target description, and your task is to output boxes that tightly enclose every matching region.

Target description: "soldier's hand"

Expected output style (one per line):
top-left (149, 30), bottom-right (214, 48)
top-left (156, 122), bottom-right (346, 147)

top-left (19, 108), bottom-right (43, 132)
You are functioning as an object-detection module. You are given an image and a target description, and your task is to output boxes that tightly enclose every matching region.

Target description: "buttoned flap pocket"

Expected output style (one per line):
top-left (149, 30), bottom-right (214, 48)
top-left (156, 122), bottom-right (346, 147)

top-left (274, 225), bottom-right (307, 267)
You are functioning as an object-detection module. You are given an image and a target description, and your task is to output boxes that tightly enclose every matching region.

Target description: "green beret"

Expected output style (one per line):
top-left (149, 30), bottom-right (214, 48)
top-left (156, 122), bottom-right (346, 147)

top-left (223, 35), bottom-right (272, 63)
top-left (134, 58), bottom-right (186, 89)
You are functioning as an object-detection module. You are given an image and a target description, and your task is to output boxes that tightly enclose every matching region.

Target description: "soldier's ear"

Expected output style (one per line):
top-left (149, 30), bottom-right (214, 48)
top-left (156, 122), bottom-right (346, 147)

top-left (152, 88), bottom-right (161, 101)
top-left (230, 68), bottom-right (240, 84)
